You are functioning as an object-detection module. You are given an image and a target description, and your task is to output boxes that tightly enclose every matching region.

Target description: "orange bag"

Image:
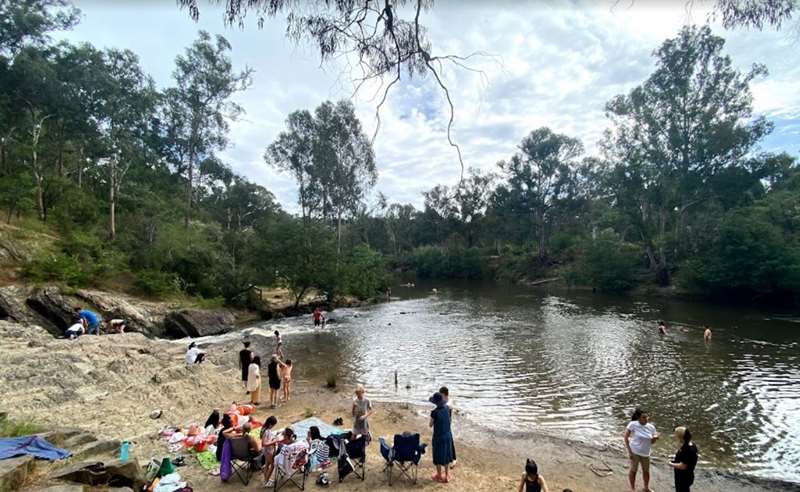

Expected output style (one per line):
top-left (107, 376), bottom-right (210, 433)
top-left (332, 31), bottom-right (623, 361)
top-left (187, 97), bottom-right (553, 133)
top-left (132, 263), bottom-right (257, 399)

top-left (238, 404), bottom-right (254, 416)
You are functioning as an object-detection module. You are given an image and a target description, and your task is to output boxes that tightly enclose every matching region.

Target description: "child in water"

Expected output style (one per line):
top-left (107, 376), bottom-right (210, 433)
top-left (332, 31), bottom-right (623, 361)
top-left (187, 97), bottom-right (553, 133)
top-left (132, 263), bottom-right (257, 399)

top-left (517, 459), bottom-right (549, 492)
top-left (274, 330), bottom-right (284, 358)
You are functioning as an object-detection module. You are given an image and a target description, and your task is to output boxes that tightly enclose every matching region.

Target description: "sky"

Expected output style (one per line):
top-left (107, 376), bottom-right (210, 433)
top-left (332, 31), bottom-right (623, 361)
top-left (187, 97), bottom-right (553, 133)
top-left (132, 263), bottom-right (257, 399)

top-left (56, 0), bottom-right (800, 211)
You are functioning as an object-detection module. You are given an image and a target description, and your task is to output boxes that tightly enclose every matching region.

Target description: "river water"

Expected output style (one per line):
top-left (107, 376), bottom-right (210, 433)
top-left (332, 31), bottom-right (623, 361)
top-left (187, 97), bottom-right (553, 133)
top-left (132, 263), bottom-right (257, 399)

top-left (237, 282), bottom-right (799, 483)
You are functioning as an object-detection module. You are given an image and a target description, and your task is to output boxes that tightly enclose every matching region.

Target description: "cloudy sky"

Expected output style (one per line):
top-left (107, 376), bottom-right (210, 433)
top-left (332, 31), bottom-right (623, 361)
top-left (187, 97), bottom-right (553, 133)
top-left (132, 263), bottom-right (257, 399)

top-left (57, 0), bottom-right (800, 211)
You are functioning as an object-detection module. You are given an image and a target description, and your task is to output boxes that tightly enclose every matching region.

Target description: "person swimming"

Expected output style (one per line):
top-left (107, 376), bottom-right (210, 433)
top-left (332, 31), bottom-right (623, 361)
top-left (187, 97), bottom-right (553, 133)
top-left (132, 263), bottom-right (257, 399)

top-left (703, 326), bottom-right (712, 342)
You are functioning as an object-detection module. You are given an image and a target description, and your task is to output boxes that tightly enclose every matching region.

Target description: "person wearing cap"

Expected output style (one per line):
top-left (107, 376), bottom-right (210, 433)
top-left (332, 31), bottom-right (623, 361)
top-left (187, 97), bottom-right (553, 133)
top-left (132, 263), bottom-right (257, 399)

top-left (668, 426), bottom-right (698, 491)
top-left (517, 458), bottom-right (549, 492)
top-left (429, 391), bottom-right (455, 483)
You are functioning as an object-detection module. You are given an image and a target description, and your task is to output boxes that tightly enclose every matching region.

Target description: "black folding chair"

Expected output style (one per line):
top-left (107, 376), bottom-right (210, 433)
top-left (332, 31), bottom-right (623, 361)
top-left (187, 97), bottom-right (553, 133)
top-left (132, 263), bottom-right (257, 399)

top-left (229, 437), bottom-right (259, 485)
top-left (339, 433), bottom-right (367, 482)
top-left (380, 433), bottom-right (427, 485)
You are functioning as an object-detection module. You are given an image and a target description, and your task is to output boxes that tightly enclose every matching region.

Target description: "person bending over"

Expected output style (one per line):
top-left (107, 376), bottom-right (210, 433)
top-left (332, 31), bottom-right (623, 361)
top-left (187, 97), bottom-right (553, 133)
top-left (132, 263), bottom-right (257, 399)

top-left (75, 307), bottom-right (101, 335)
top-left (185, 342), bottom-right (205, 364)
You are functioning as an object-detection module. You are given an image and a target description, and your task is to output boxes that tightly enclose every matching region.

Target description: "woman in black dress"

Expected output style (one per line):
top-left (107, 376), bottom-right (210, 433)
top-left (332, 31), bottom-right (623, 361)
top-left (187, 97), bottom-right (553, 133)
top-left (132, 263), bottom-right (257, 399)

top-left (668, 426), bottom-right (698, 492)
top-left (429, 392), bottom-right (454, 483)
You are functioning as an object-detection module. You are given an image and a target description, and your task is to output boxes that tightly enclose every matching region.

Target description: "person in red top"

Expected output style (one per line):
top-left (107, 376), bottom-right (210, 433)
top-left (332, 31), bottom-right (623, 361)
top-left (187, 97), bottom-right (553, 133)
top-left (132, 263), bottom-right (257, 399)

top-left (312, 307), bottom-right (325, 328)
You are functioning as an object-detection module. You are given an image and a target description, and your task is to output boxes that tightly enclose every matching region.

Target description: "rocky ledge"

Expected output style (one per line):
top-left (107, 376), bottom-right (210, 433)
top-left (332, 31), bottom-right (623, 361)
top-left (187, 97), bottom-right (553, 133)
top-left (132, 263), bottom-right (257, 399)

top-left (0, 285), bottom-right (235, 339)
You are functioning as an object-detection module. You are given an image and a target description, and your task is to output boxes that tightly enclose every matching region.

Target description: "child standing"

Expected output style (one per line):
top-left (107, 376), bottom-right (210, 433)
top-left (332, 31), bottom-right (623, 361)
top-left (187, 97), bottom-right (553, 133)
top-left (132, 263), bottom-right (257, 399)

top-left (352, 385), bottom-right (374, 439)
top-left (279, 359), bottom-right (294, 402)
top-left (274, 330), bottom-right (284, 358)
top-left (517, 459), bottom-right (550, 492)
top-left (260, 416), bottom-right (279, 488)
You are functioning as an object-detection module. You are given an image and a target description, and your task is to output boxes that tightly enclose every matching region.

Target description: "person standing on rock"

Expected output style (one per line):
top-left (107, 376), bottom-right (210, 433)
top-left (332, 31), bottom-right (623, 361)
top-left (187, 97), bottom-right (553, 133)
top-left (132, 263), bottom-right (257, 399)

top-left (239, 341), bottom-right (253, 392)
top-left (74, 307), bottom-right (101, 335)
top-left (273, 330), bottom-right (284, 358)
top-left (105, 318), bottom-right (126, 333)
top-left (247, 356), bottom-right (262, 406)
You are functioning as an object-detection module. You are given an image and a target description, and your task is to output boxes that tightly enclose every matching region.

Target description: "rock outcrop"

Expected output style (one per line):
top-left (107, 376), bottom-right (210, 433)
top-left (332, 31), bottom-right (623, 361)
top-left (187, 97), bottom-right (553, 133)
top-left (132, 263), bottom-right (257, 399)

top-left (74, 290), bottom-right (169, 337)
top-left (164, 309), bottom-right (235, 338)
top-left (25, 287), bottom-right (75, 336)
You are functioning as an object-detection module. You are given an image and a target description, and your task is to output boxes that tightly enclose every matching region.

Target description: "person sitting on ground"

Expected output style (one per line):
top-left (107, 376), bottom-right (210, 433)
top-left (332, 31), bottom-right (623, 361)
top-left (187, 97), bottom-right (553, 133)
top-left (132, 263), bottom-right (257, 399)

top-left (624, 408), bottom-right (659, 492)
top-left (703, 326), bottom-right (712, 342)
top-left (267, 355), bottom-right (282, 408)
top-left (668, 426), bottom-right (698, 492)
top-left (247, 356), bottom-right (262, 406)
top-left (517, 458), bottom-right (550, 492)
top-left (185, 342), bottom-right (205, 365)
top-left (65, 321), bottom-right (85, 339)
top-left (105, 318), bottom-right (126, 333)
top-left (658, 321), bottom-right (668, 335)
top-left (204, 409), bottom-right (220, 430)
top-left (260, 416), bottom-right (279, 488)
top-left (439, 386), bottom-right (457, 468)
top-left (307, 425), bottom-right (330, 471)
top-left (74, 307), bottom-right (102, 335)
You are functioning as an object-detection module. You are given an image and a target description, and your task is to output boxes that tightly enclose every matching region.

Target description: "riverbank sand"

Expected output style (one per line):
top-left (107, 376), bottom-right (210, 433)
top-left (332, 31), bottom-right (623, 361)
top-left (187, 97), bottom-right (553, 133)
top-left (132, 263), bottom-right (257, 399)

top-left (0, 321), bottom-right (794, 491)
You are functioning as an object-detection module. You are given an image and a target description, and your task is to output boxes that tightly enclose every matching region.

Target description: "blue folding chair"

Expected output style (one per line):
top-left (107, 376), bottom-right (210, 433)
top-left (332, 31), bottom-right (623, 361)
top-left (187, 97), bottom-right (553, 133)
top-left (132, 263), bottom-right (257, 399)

top-left (380, 433), bottom-right (427, 485)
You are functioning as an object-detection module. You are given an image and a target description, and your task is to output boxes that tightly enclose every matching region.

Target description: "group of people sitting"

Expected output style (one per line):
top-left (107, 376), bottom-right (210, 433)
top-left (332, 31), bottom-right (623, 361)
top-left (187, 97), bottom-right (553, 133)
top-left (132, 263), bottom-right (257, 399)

top-left (65, 306), bottom-right (126, 338)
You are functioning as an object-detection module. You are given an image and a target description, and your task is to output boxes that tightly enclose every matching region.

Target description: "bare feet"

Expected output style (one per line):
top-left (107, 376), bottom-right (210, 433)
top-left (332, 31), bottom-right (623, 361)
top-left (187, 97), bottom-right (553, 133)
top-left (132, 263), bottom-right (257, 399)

top-left (431, 473), bottom-right (444, 483)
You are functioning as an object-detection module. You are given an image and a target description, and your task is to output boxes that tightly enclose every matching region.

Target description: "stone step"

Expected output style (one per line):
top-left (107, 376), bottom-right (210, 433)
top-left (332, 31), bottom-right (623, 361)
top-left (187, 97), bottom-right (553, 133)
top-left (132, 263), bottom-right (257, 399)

top-left (60, 434), bottom-right (95, 450)
top-left (0, 455), bottom-right (34, 492)
top-left (68, 440), bottom-right (121, 462)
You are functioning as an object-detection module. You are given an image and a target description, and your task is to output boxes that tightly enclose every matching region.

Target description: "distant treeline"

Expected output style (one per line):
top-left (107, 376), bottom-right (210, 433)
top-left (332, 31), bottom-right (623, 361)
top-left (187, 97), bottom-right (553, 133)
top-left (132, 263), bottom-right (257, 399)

top-left (1, 2), bottom-right (798, 307)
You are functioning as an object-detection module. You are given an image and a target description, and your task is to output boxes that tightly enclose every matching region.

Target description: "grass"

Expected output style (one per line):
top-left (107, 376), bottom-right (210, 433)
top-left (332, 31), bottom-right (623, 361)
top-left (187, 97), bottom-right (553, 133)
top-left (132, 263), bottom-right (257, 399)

top-left (0, 415), bottom-right (41, 437)
top-left (326, 374), bottom-right (337, 389)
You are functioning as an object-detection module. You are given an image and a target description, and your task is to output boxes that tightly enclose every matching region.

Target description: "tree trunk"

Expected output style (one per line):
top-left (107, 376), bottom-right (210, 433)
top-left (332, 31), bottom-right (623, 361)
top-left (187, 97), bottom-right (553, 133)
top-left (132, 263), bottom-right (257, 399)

top-left (109, 163), bottom-right (116, 241)
top-left (35, 175), bottom-right (45, 221)
top-left (185, 147), bottom-right (194, 228)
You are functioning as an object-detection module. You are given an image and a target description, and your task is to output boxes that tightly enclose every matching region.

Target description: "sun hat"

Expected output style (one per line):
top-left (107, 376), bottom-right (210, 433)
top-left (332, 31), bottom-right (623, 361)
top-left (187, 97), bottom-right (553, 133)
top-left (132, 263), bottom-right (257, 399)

top-left (429, 392), bottom-right (446, 407)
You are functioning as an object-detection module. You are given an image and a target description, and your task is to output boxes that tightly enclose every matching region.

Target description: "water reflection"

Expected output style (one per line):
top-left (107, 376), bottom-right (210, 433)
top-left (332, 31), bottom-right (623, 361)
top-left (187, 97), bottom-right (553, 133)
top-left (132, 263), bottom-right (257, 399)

top-left (242, 282), bottom-right (800, 483)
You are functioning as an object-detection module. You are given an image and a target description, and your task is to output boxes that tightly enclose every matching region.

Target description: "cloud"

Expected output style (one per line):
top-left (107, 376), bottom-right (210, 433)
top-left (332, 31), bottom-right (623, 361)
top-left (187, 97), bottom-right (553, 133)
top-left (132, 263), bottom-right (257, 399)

top-left (59, 0), bottom-right (800, 211)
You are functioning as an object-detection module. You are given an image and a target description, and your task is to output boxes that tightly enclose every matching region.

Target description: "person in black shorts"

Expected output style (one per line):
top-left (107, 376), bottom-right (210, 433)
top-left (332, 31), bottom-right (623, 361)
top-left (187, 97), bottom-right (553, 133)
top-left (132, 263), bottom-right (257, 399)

top-left (267, 355), bottom-right (282, 408)
top-left (239, 341), bottom-right (253, 392)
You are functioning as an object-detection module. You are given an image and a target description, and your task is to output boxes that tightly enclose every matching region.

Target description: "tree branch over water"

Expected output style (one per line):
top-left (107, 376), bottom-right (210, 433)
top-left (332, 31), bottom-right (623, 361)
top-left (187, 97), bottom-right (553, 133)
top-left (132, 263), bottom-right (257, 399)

top-left (177, 0), bottom-right (497, 182)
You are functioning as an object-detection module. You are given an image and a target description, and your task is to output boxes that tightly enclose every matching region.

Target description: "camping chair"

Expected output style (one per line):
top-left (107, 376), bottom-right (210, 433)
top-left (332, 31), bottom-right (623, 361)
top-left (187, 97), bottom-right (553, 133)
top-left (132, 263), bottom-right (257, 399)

top-left (229, 437), bottom-right (259, 485)
top-left (337, 433), bottom-right (367, 482)
top-left (380, 433), bottom-right (427, 485)
top-left (274, 443), bottom-right (310, 491)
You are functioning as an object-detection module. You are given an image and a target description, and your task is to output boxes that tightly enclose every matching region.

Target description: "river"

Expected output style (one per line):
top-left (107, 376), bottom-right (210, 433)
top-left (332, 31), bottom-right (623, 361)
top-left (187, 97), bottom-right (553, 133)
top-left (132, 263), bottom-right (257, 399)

top-left (237, 281), bottom-right (800, 484)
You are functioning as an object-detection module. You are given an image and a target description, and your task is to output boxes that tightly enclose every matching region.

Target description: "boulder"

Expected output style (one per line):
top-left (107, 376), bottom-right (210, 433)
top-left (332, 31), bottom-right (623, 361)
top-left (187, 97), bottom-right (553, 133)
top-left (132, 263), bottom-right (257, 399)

top-left (75, 290), bottom-right (166, 337)
top-left (25, 287), bottom-right (76, 335)
top-left (164, 309), bottom-right (235, 338)
top-left (49, 459), bottom-right (143, 489)
top-left (0, 285), bottom-right (33, 323)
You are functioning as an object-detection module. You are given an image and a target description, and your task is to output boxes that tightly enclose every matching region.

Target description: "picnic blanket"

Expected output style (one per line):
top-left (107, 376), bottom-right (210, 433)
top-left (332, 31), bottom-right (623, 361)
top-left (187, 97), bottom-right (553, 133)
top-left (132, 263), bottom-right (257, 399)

top-left (288, 417), bottom-right (343, 441)
top-left (193, 450), bottom-right (219, 470)
top-left (0, 436), bottom-right (71, 461)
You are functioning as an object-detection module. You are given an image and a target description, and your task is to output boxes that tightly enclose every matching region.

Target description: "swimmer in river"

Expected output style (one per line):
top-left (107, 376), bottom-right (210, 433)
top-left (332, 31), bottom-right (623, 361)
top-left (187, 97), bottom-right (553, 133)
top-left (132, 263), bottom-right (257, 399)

top-left (703, 325), bottom-right (712, 342)
top-left (658, 321), bottom-right (668, 335)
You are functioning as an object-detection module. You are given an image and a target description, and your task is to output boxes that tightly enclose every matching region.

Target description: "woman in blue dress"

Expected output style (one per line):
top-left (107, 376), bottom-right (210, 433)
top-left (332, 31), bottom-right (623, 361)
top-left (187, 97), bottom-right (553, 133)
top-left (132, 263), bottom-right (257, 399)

top-left (429, 392), bottom-right (455, 483)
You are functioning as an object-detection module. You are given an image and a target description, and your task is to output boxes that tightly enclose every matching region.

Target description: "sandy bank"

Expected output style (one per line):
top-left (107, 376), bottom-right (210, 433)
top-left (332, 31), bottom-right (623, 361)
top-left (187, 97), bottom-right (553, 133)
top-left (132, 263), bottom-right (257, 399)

top-left (0, 321), bottom-right (794, 491)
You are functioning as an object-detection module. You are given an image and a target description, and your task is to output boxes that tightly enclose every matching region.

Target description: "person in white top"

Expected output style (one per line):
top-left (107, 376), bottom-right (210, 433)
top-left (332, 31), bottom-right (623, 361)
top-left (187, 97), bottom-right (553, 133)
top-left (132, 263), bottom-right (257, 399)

top-left (66, 322), bottom-right (85, 339)
top-left (624, 408), bottom-right (659, 492)
top-left (185, 342), bottom-right (205, 365)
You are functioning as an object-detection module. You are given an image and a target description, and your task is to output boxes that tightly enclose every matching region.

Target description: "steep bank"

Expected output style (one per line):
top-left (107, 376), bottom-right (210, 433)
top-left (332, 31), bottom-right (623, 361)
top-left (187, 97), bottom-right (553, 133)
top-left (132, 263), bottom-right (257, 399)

top-left (0, 320), bottom-right (795, 491)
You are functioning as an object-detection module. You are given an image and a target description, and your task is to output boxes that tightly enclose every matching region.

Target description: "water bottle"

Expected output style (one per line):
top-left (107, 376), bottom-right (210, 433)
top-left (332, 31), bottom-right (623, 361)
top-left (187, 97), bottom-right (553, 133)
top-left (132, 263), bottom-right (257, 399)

top-left (119, 441), bottom-right (129, 462)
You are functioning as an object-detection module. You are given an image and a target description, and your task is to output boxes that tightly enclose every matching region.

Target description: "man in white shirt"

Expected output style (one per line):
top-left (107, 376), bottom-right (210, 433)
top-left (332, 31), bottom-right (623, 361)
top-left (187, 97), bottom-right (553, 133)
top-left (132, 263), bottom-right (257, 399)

top-left (185, 342), bottom-right (205, 365)
top-left (624, 408), bottom-right (659, 492)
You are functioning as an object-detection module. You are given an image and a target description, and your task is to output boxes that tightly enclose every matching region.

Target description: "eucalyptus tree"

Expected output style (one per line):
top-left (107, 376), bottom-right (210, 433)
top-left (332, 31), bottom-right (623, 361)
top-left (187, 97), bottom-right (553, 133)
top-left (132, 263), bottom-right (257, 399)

top-left (166, 30), bottom-right (252, 228)
top-left (497, 127), bottom-right (583, 261)
top-left (603, 25), bottom-right (772, 283)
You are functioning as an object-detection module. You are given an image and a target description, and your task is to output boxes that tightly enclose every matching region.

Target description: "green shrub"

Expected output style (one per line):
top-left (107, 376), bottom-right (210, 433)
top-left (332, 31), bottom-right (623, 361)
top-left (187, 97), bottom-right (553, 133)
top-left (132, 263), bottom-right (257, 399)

top-left (23, 252), bottom-right (90, 286)
top-left (135, 270), bottom-right (182, 297)
top-left (0, 416), bottom-right (40, 438)
top-left (409, 246), bottom-right (485, 280)
top-left (577, 231), bottom-right (641, 292)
